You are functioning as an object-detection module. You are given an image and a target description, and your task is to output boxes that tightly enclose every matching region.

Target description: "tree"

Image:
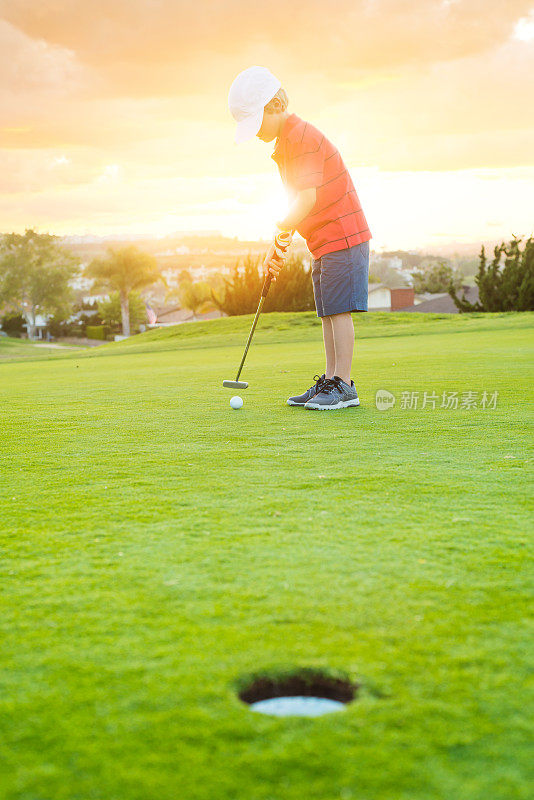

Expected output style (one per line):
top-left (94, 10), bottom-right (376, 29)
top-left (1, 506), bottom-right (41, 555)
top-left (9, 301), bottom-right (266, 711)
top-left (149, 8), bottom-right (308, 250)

top-left (263, 251), bottom-right (315, 313)
top-left (211, 254), bottom-right (262, 316)
top-left (84, 245), bottom-right (163, 336)
top-left (97, 291), bottom-right (147, 332)
top-left (412, 260), bottom-right (463, 294)
top-left (449, 236), bottom-right (534, 312)
top-left (207, 271), bottom-right (226, 294)
top-left (0, 229), bottom-right (78, 339)
top-left (211, 251), bottom-right (315, 316)
top-left (366, 259), bottom-right (407, 289)
top-left (178, 268), bottom-right (192, 285)
top-left (170, 280), bottom-right (214, 319)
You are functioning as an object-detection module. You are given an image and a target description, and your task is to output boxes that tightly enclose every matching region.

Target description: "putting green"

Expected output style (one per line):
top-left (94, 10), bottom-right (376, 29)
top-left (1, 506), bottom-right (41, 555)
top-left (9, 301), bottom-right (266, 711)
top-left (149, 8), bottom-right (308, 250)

top-left (1, 312), bottom-right (532, 800)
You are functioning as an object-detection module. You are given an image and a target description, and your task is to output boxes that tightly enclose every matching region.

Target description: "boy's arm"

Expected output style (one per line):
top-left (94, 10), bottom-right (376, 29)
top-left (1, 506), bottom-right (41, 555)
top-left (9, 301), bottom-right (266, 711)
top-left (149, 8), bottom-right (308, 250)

top-left (263, 188), bottom-right (317, 281)
top-left (276, 187), bottom-right (317, 233)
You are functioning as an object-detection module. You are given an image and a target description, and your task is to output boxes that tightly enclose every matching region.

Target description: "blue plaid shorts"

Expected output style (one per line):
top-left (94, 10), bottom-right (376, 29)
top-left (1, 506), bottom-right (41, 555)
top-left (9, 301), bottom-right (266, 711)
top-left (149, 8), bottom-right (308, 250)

top-left (311, 241), bottom-right (369, 317)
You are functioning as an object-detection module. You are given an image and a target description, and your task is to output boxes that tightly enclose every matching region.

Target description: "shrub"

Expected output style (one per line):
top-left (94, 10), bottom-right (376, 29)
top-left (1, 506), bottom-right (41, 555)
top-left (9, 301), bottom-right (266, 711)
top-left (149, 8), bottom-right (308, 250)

top-left (212, 251), bottom-right (315, 316)
top-left (47, 314), bottom-right (83, 338)
top-left (449, 235), bottom-right (534, 312)
top-left (86, 325), bottom-right (109, 340)
top-left (0, 312), bottom-right (25, 337)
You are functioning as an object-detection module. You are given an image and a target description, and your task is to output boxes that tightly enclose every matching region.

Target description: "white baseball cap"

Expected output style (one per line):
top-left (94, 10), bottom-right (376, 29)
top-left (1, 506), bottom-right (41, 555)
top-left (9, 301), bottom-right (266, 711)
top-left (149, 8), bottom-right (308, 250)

top-left (228, 66), bottom-right (281, 144)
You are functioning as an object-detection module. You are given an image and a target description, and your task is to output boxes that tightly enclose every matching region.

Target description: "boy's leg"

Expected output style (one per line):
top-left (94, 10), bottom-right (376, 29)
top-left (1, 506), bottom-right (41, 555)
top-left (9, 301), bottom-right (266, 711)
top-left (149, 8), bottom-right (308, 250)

top-left (329, 311), bottom-right (354, 385)
top-left (304, 310), bottom-right (359, 409)
top-left (321, 316), bottom-right (336, 379)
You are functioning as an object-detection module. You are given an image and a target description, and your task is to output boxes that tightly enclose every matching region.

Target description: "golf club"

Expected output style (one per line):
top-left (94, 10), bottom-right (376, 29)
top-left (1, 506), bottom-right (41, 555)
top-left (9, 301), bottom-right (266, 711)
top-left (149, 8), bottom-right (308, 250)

top-left (223, 230), bottom-right (292, 389)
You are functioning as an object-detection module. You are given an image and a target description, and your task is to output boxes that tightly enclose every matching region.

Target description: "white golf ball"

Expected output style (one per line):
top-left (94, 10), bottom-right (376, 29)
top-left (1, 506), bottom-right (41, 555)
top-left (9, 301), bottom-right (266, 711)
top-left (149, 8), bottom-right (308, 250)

top-left (230, 395), bottom-right (243, 410)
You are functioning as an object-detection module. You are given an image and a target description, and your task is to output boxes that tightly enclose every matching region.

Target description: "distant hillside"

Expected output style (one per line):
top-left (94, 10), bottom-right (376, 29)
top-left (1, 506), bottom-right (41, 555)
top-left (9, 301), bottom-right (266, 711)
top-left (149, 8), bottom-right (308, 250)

top-left (52, 232), bottom-right (313, 270)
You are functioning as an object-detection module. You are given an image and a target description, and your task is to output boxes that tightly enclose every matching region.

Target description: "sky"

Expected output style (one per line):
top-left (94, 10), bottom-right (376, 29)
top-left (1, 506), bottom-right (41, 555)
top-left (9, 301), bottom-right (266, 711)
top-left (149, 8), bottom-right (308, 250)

top-left (0, 0), bottom-right (533, 251)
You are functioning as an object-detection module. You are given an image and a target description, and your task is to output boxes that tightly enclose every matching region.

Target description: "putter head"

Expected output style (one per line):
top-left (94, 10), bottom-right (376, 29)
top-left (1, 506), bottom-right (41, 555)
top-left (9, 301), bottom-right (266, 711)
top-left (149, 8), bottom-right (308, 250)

top-left (223, 380), bottom-right (248, 389)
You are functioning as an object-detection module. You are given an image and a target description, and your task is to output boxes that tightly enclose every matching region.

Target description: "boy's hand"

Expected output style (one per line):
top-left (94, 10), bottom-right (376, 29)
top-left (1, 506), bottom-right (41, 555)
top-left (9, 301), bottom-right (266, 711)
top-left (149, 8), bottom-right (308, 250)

top-left (262, 229), bottom-right (293, 283)
top-left (264, 254), bottom-right (285, 281)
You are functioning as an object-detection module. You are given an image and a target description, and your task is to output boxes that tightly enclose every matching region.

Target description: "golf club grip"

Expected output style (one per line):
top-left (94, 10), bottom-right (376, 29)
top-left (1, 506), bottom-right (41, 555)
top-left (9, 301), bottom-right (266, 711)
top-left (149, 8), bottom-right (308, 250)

top-left (261, 230), bottom-right (292, 299)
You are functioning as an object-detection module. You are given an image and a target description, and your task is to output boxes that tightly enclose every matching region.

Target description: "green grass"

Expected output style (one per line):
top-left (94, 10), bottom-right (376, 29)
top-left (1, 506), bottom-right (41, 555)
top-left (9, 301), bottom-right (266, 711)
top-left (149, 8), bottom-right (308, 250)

top-left (0, 336), bottom-right (86, 361)
top-left (1, 311), bottom-right (532, 800)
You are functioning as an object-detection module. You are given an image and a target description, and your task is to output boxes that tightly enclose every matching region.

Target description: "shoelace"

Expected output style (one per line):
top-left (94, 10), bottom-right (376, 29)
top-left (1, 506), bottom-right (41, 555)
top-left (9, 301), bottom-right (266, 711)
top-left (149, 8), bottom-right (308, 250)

top-left (319, 376), bottom-right (344, 394)
top-left (312, 373), bottom-right (326, 392)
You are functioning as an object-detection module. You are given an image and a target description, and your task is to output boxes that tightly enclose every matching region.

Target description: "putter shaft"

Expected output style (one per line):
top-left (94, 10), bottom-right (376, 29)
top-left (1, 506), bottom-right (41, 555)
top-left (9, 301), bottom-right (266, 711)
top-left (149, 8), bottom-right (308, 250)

top-left (223, 229), bottom-right (292, 390)
top-left (234, 295), bottom-right (265, 382)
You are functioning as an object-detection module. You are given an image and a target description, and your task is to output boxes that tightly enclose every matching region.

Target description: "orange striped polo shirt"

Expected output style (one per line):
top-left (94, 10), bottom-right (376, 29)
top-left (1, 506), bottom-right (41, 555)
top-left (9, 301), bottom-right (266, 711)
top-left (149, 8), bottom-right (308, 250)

top-left (271, 113), bottom-right (372, 260)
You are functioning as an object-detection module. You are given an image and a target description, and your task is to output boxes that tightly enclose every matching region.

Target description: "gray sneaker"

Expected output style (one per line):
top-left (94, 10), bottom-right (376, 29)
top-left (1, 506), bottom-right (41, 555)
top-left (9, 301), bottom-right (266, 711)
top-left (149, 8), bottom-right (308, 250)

top-left (287, 373), bottom-right (326, 406)
top-left (304, 375), bottom-right (360, 410)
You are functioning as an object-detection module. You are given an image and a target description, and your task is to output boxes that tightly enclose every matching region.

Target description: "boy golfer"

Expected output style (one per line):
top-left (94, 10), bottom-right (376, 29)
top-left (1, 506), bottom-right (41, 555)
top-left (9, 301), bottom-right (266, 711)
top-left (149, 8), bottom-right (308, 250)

top-left (228, 65), bottom-right (372, 410)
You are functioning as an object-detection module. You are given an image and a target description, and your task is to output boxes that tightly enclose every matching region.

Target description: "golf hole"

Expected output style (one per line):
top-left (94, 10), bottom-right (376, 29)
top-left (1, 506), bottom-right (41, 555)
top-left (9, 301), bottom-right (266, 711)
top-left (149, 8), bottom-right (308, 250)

top-left (238, 670), bottom-right (358, 718)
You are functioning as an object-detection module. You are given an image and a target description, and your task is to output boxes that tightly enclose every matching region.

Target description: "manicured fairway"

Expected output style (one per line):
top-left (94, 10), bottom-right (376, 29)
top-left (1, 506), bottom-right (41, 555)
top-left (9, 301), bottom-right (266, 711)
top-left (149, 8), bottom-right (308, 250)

top-left (1, 312), bottom-right (532, 800)
top-left (0, 337), bottom-right (84, 361)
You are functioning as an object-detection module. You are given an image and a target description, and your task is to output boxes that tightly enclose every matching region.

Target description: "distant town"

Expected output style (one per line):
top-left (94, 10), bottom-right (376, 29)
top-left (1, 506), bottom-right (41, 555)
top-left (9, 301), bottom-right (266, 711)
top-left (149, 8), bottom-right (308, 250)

top-left (1, 228), bottom-right (498, 342)
top-left (63, 229), bottom-right (484, 317)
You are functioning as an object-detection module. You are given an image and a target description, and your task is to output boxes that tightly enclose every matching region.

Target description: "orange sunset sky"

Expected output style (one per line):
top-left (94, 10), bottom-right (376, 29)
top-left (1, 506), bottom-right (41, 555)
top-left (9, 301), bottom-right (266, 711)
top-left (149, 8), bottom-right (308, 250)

top-left (1, 0), bottom-right (533, 251)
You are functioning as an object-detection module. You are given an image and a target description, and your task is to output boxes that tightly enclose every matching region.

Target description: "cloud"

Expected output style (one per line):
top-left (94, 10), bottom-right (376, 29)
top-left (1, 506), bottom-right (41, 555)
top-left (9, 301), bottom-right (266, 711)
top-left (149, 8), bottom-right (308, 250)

top-left (0, 0), bottom-right (533, 242)
top-left (0, 17), bottom-right (91, 99)
top-left (96, 164), bottom-right (121, 183)
top-left (2, 1), bottom-right (533, 93)
top-left (514, 8), bottom-right (534, 40)
top-left (320, 37), bottom-right (534, 170)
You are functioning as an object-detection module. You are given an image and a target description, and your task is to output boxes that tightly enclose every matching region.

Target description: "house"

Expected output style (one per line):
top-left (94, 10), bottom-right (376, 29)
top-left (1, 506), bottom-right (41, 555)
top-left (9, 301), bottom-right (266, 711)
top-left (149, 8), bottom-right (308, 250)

top-left (368, 285), bottom-right (415, 311)
top-left (368, 284), bottom-right (392, 311)
top-left (22, 314), bottom-right (51, 340)
top-left (398, 286), bottom-right (479, 313)
top-left (390, 287), bottom-right (415, 310)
